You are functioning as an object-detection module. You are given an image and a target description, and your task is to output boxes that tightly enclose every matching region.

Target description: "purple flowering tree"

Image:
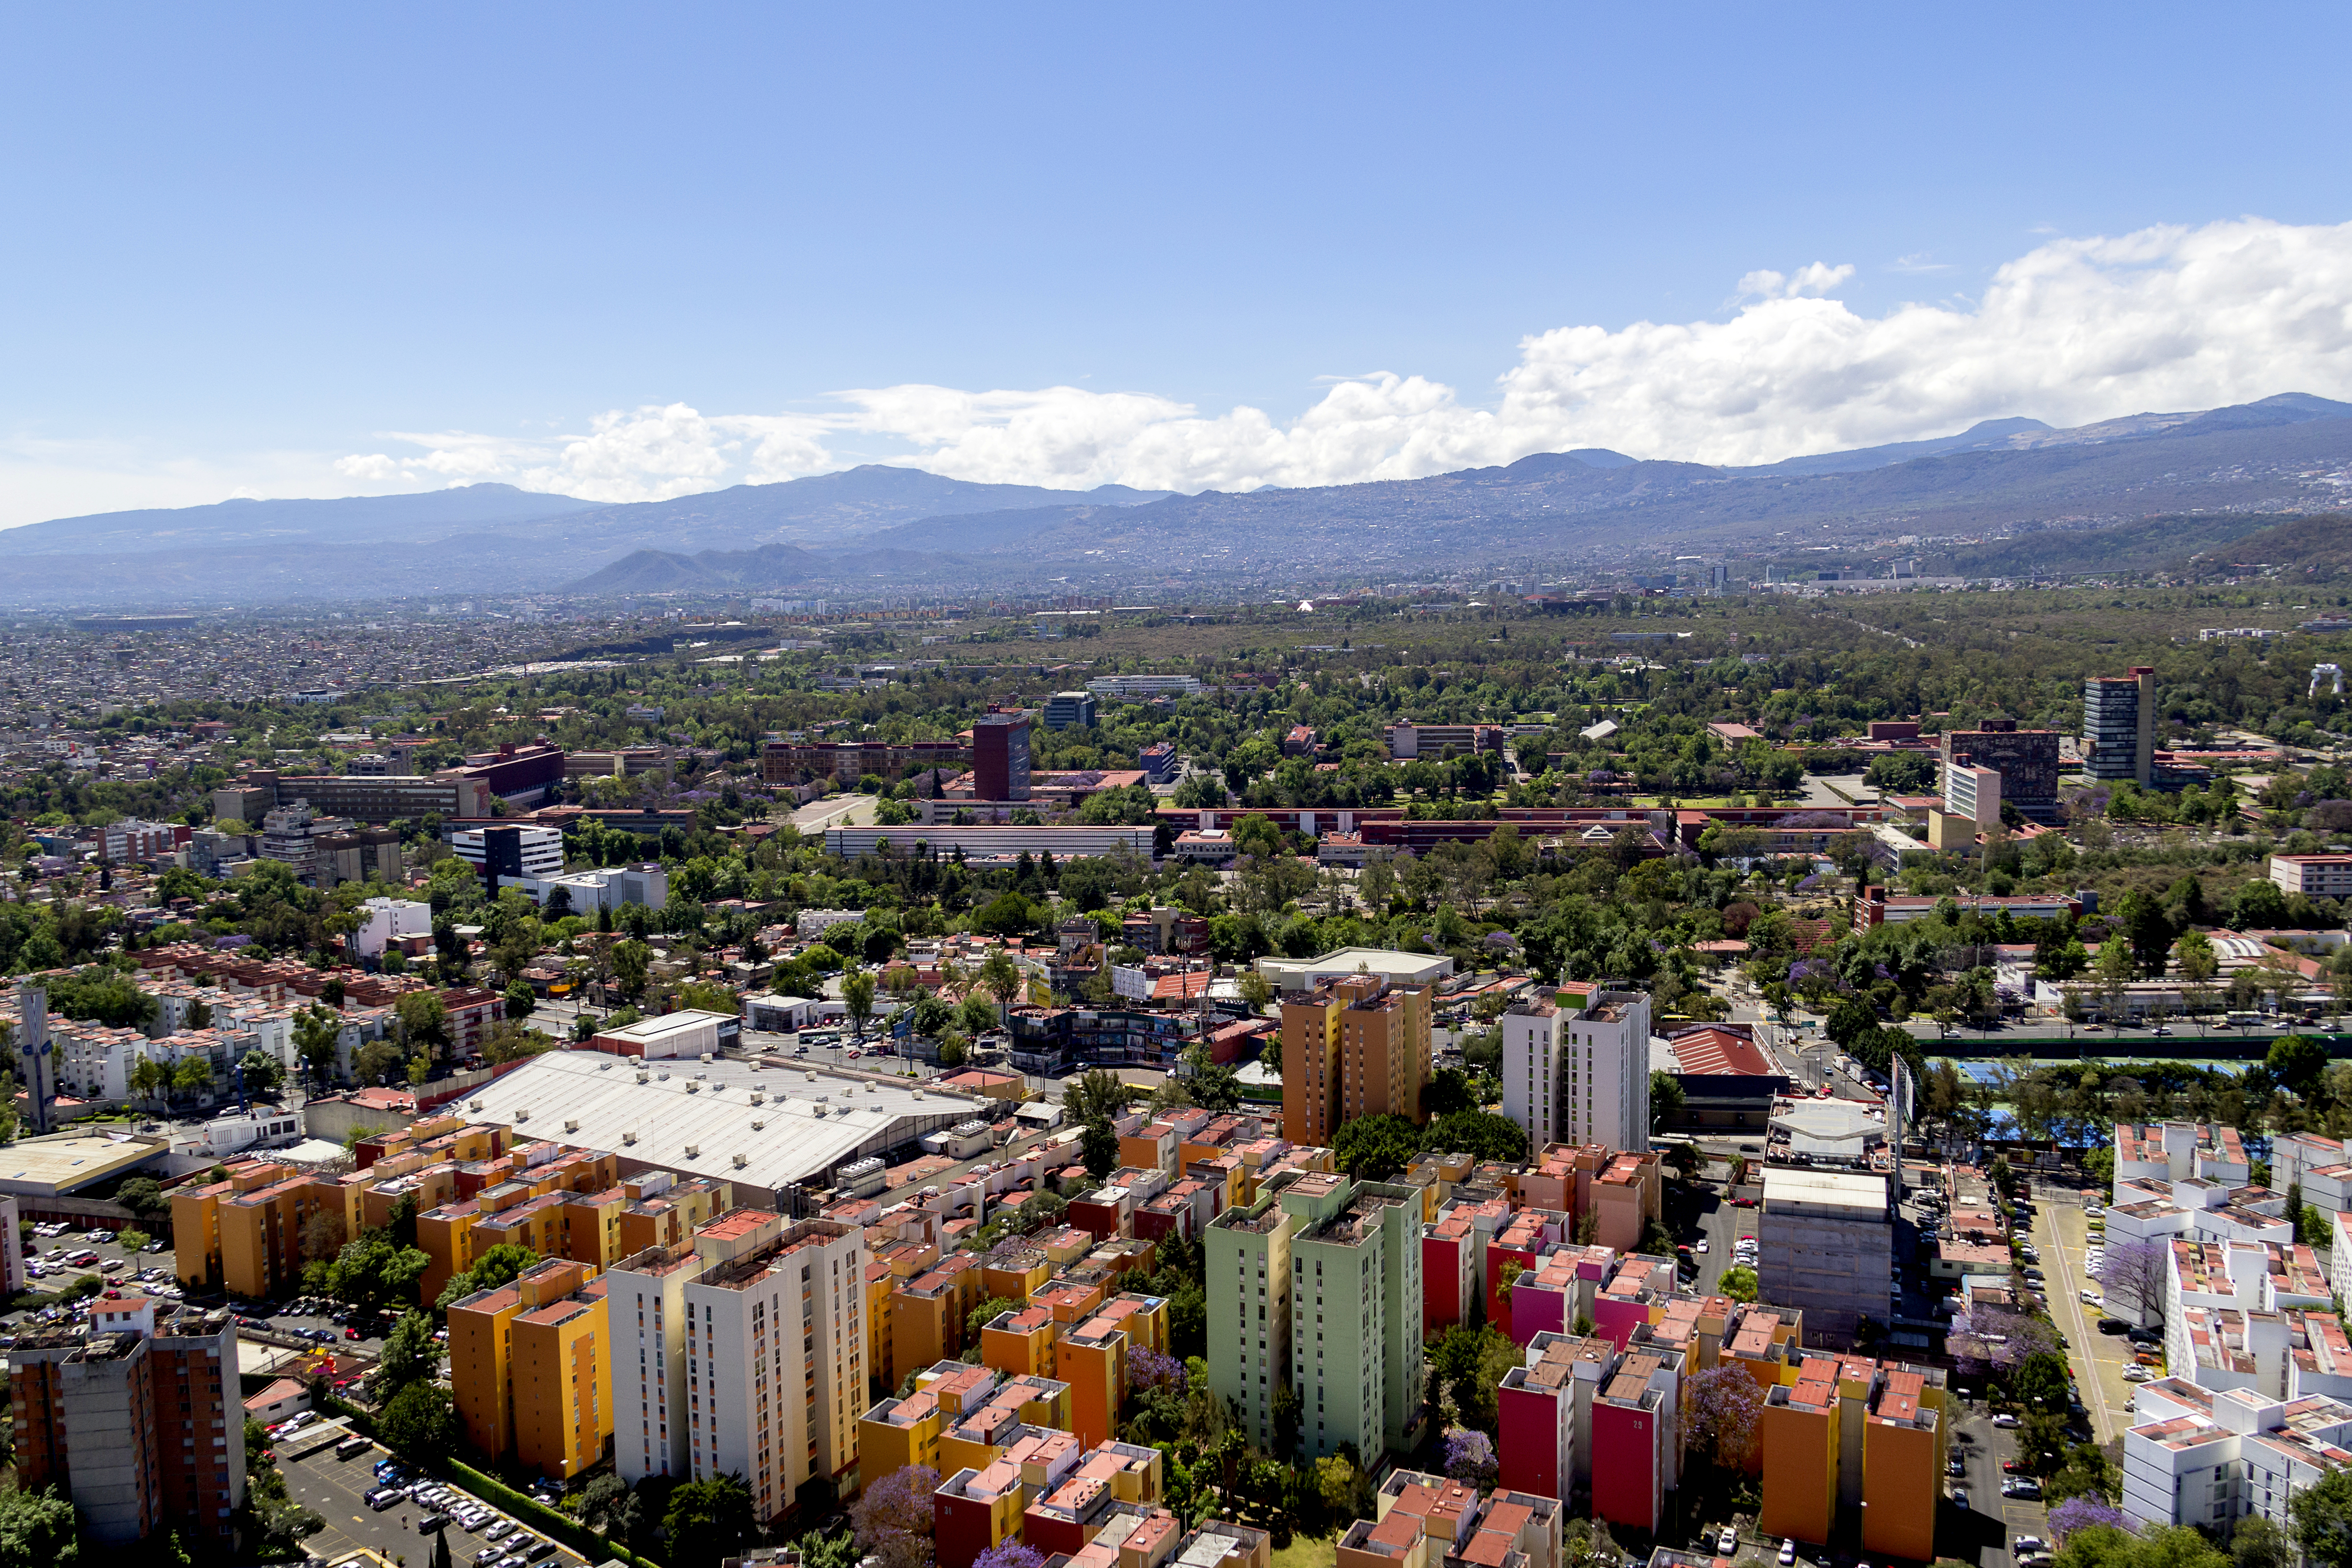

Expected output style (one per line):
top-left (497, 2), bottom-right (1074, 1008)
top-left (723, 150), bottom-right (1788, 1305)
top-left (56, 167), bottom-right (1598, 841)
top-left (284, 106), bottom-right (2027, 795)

top-left (974, 1546), bottom-right (1048, 1568)
top-left (1443, 1427), bottom-right (1499, 1491)
top-left (1681, 1364), bottom-right (1765, 1470)
top-left (851, 1465), bottom-right (940, 1568)
top-left (1948, 1307), bottom-right (2062, 1375)
top-left (1128, 1345), bottom-right (1186, 1398)
top-left (2047, 1497), bottom-right (2129, 1541)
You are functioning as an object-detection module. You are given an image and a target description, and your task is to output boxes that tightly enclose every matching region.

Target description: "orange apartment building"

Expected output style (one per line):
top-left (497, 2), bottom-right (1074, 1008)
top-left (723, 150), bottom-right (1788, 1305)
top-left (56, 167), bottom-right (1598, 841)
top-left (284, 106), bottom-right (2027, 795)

top-left (1279, 972), bottom-right (1432, 1147)
top-left (1760, 1353), bottom-right (1948, 1551)
top-left (449, 1256), bottom-right (616, 1478)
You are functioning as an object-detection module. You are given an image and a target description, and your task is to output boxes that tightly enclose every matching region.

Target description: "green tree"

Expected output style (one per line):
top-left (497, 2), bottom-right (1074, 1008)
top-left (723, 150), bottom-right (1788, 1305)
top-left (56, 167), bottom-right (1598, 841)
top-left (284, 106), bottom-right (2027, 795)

top-left (373, 1310), bottom-right (443, 1399)
top-left (2272, 1035), bottom-right (2329, 1097)
top-left (237, 1048), bottom-right (283, 1097)
top-left (293, 1004), bottom-right (343, 1088)
top-left (1649, 1069), bottom-right (1687, 1132)
top-left (0, 1486), bottom-right (78, 1568)
top-left (1332, 1114), bottom-right (1424, 1181)
top-left (395, 991), bottom-right (451, 1059)
top-left (2297, 1463), bottom-right (2352, 1568)
top-left (977, 949), bottom-right (1023, 1015)
top-left (844, 970), bottom-right (877, 1041)
top-left (665, 1474), bottom-right (761, 1566)
top-left (1718, 1264), bottom-right (1759, 1302)
top-left (503, 979), bottom-right (536, 1023)
top-left (327, 1229), bottom-right (431, 1317)
top-left (172, 1055), bottom-right (215, 1101)
top-left (611, 939), bottom-right (652, 1000)
top-left (378, 1381), bottom-right (459, 1462)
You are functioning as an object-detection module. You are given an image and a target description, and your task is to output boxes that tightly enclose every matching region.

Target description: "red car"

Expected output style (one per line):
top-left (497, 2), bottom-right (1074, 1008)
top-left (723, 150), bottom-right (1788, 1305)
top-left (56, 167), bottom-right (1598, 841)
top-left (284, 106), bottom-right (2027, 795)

top-left (345, 1326), bottom-right (361, 1340)
top-left (2002, 1459), bottom-right (2024, 1473)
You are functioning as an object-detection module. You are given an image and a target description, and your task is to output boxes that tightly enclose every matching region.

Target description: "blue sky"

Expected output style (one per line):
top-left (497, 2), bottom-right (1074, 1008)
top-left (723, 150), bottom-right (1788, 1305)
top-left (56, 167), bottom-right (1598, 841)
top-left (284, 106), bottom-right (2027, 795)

top-left (7, 4), bottom-right (2352, 524)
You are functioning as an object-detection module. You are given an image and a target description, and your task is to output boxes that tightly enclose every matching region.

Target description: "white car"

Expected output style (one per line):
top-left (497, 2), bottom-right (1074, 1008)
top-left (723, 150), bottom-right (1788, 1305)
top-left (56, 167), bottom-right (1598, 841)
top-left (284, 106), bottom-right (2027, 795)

top-left (1779, 1543), bottom-right (1798, 1567)
top-left (2123, 1366), bottom-right (2153, 1382)
top-left (1993, 1413), bottom-right (2019, 1429)
top-left (1697, 1239), bottom-right (1710, 1254)
top-left (1719, 1528), bottom-right (1739, 1555)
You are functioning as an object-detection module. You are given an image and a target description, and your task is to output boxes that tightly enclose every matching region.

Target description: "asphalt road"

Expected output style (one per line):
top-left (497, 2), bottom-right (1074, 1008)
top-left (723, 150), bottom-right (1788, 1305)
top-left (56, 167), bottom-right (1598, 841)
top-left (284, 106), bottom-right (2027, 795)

top-left (282, 1427), bottom-right (590, 1568)
top-left (2030, 1185), bottom-right (2142, 1444)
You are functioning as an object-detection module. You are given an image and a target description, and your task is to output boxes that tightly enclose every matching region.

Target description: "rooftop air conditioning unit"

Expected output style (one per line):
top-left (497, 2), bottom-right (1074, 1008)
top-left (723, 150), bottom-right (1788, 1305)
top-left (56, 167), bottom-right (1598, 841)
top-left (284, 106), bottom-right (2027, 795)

top-left (749, 1090), bottom-right (766, 1106)
top-left (751, 1119), bottom-right (766, 1131)
top-left (563, 1119), bottom-right (579, 1133)
top-left (516, 1108), bottom-right (531, 1121)
top-left (814, 1104), bottom-right (829, 1118)
top-left (598, 1061), bottom-right (612, 1071)
top-left (684, 1144), bottom-right (700, 1158)
top-left (912, 1089), bottom-right (923, 1099)
top-left (622, 1131), bottom-right (637, 1145)
top-left (685, 1082), bottom-right (700, 1094)
top-left (733, 1153), bottom-right (748, 1169)
top-left (658, 1070), bottom-right (671, 1081)
top-left (636, 1073), bottom-right (649, 1085)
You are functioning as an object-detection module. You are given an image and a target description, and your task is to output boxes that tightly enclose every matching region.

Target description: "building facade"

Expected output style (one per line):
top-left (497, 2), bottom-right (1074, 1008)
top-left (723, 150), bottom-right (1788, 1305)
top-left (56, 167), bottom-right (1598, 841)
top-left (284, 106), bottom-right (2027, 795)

top-left (1500, 986), bottom-right (1652, 1153)
top-left (1938, 718), bottom-right (2060, 822)
top-left (1279, 973), bottom-right (1433, 1148)
top-left (2085, 667), bottom-right (2158, 786)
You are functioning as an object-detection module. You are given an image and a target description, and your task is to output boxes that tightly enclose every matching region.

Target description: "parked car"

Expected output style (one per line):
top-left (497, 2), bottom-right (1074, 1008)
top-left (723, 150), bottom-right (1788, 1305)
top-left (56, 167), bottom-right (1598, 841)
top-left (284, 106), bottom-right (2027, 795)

top-left (1993, 1414), bottom-right (2019, 1429)
top-left (419, 1513), bottom-right (450, 1534)
top-left (1953, 1489), bottom-right (1970, 1510)
top-left (1718, 1528), bottom-right (1737, 1554)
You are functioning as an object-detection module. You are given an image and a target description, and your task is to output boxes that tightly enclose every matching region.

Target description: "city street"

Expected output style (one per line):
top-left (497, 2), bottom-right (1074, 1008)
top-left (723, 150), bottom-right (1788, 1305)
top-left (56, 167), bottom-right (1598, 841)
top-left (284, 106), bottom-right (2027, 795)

top-left (2030, 1188), bottom-right (2140, 1444)
top-left (280, 1426), bottom-right (591, 1568)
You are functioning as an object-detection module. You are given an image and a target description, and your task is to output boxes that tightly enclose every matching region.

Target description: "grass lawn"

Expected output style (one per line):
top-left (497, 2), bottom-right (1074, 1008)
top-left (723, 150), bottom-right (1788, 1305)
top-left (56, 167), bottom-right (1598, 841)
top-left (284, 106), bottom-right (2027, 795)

top-left (1268, 1534), bottom-right (1338, 1568)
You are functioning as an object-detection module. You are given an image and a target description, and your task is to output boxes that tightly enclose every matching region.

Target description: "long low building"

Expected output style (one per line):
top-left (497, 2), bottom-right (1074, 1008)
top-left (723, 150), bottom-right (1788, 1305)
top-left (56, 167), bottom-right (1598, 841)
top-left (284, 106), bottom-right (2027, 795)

top-left (443, 1050), bottom-right (994, 1207)
top-left (824, 825), bottom-right (1154, 861)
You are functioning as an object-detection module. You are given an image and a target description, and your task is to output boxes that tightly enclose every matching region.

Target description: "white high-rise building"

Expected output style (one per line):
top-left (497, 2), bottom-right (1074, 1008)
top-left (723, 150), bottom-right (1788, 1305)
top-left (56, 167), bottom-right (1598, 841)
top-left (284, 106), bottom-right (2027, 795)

top-left (608, 1239), bottom-right (703, 1486)
top-left (1501, 986), bottom-right (1652, 1151)
top-left (609, 1210), bottom-right (868, 1522)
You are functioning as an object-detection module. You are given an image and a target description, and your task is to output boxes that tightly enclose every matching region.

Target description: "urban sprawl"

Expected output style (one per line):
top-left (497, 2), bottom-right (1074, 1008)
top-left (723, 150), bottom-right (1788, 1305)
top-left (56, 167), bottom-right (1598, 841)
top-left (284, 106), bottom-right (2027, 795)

top-left (8, 588), bottom-right (2352, 1568)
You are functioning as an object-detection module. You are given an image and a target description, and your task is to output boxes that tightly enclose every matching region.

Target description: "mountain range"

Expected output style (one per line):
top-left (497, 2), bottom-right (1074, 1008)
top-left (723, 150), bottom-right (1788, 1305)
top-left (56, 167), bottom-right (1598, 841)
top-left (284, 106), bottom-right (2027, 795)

top-left (7, 392), bottom-right (2350, 606)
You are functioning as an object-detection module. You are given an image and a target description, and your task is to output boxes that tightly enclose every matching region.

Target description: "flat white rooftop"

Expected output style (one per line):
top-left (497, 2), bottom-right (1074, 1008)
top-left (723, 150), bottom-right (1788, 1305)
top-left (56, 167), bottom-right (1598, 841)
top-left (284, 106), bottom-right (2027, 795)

top-left (450, 1050), bottom-right (988, 1194)
top-left (1761, 1165), bottom-right (1889, 1220)
top-left (1254, 948), bottom-right (1454, 990)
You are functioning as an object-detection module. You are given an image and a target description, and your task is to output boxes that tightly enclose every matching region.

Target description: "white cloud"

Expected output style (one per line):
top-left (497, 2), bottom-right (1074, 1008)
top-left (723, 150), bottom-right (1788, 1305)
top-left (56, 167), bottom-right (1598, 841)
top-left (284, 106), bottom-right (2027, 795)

top-left (342, 218), bottom-right (2352, 498)
top-left (14, 215), bottom-right (2352, 531)
top-left (1735, 262), bottom-right (1858, 300)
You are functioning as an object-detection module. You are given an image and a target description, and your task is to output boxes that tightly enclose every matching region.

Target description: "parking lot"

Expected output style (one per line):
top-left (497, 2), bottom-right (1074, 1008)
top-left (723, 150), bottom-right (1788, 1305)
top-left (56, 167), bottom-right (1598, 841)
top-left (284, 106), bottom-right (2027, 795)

top-left (7, 1223), bottom-right (179, 1336)
top-left (280, 1425), bottom-right (590, 1568)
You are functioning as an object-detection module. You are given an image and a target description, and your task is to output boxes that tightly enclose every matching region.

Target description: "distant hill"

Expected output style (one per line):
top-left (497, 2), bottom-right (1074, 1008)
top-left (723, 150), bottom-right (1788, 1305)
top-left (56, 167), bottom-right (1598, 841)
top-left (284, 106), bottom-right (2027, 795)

top-left (564, 542), bottom-right (826, 594)
top-left (0, 483), bottom-right (593, 555)
top-left (1728, 417), bottom-right (2056, 478)
top-left (8, 395), bottom-right (2352, 606)
top-left (2173, 514), bottom-right (2352, 580)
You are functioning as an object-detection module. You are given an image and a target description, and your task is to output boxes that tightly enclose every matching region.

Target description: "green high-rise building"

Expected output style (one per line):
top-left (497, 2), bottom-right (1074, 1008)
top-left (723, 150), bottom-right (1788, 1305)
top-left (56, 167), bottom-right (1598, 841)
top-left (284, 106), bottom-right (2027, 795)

top-left (1208, 1169), bottom-right (1425, 1463)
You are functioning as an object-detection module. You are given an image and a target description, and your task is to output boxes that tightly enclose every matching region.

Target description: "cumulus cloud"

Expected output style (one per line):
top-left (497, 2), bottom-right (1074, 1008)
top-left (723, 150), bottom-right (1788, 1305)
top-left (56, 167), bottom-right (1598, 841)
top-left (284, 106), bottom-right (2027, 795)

top-left (331, 216), bottom-right (2352, 500)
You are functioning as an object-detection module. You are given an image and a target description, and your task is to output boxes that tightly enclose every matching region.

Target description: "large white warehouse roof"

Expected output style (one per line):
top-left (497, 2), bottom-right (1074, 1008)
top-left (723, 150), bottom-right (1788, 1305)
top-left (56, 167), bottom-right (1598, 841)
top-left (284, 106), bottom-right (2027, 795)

top-left (450, 1050), bottom-right (986, 1195)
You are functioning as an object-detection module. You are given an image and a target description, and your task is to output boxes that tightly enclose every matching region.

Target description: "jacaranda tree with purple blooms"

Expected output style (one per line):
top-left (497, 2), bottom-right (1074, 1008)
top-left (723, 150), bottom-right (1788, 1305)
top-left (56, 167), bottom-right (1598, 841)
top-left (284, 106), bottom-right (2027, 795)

top-left (973, 1545), bottom-right (1048, 1568)
top-left (1444, 1427), bottom-right (1499, 1491)
top-left (1128, 1345), bottom-right (1186, 1398)
top-left (1681, 1363), bottom-right (1764, 1470)
top-left (851, 1464), bottom-right (939, 1568)
top-left (2048, 1497), bottom-right (2129, 1541)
